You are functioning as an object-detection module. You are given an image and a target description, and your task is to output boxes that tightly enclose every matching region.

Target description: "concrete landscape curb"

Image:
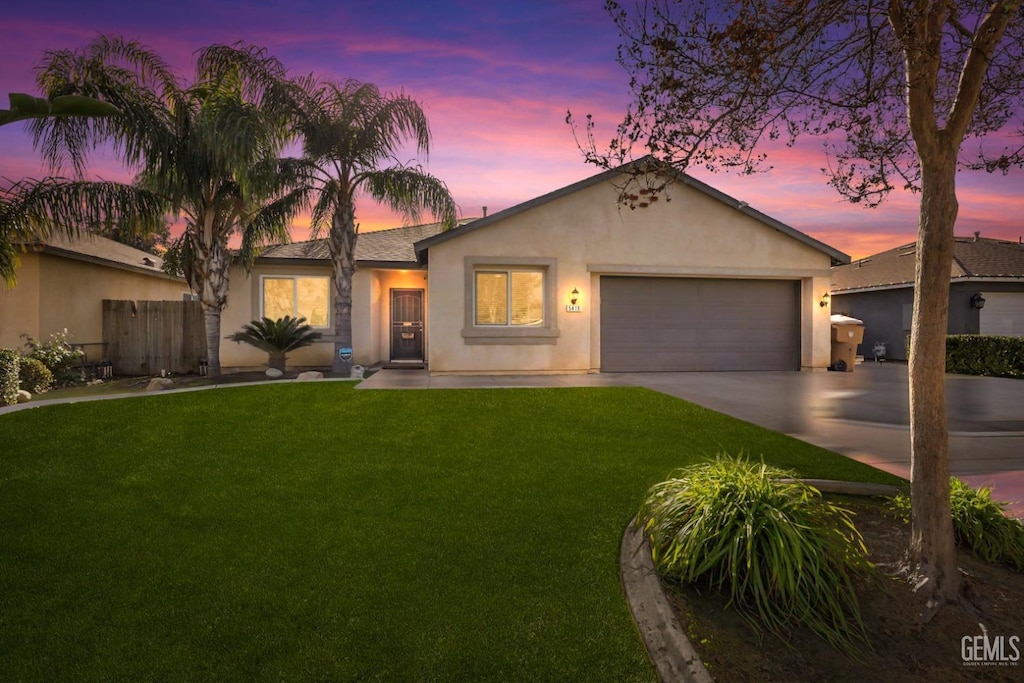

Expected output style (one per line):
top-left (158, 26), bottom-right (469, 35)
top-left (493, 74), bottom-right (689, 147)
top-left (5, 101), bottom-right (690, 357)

top-left (0, 376), bottom-right (359, 416)
top-left (621, 479), bottom-right (901, 682)
top-left (620, 518), bottom-right (714, 683)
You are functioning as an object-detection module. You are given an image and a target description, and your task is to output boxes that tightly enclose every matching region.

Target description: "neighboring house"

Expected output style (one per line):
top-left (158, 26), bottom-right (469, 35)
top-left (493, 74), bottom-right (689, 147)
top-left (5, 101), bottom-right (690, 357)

top-left (223, 160), bottom-right (848, 373)
top-left (830, 234), bottom-right (1024, 361)
top-left (0, 234), bottom-right (190, 355)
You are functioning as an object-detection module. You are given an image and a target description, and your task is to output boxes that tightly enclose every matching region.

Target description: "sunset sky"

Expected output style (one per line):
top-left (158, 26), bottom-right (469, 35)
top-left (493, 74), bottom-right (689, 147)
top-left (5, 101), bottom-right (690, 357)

top-left (2, 0), bottom-right (1021, 260)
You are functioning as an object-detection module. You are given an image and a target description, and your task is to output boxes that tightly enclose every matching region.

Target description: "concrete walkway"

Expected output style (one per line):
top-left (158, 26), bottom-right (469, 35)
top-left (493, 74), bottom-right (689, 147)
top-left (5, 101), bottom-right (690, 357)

top-left (360, 365), bottom-right (1024, 517)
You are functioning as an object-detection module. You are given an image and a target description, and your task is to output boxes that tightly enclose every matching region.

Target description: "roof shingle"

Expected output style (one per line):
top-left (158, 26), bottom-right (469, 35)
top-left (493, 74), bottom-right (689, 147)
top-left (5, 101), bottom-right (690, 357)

top-left (36, 233), bottom-right (176, 278)
top-left (831, 236), bottom-right (1024, 293)
top-left (259, 219), bottom-right (474, 264)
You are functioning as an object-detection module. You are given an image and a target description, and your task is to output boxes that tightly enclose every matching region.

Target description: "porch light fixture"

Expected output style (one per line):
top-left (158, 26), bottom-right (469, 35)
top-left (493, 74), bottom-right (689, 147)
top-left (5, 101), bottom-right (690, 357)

top-left (819, 292), bottom-right (831, 308)
top-left (570, 288), bottom-right (579, 305)
top-left (971, 293), bottom-right (986, 309)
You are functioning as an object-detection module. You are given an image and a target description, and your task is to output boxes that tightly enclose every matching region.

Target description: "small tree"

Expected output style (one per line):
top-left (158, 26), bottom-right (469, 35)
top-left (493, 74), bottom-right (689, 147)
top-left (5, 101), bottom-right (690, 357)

top-left (572, 0), bottom-right (1023, 609)
top-left (227, 316), bottom-right (322, 371)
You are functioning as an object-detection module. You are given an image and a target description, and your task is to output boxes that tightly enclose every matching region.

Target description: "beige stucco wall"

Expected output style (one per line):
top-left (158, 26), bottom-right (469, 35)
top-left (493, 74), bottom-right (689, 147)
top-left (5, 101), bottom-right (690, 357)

top-left (221, 262), bottom-right (335, 370)
top-left (362, 269), bottom-right (429, 365)
top-left (0, 252), bottom-right (42, 350)
top-left (0, 251), bottom-right (189, 354)
top-left (426, 177), bottom-right (835, 374)
top-left (221, 263), bottom-right (428, 370)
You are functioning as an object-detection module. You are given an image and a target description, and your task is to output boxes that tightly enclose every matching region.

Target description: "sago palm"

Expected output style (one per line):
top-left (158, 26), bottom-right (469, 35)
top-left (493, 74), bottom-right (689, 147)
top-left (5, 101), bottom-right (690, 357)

top-left (227, 316), bottom-right (322, 371)
top-left (29, 37), bottom-right (307, 375)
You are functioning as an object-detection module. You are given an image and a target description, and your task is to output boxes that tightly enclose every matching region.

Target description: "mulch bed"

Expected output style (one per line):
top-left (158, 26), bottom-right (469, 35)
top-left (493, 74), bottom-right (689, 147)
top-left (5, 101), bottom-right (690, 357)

top-left (664, 497), bottom-right (1024, 682)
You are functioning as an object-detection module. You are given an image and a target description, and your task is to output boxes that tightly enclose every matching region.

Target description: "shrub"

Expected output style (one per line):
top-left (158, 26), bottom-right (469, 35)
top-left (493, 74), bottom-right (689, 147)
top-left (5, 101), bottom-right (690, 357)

top-left (639, 455), bottom-right (873, 654)
top-left (0, 348), bottom-right (19, 406)
top-left (946, 335), bottom-right (1024, 378)
top-left (227, 316), bottom-right (323, 371)
top-left (892, 478), bottom-right (1024, 571)
top-left (22, 329), bottom-right (85, 387)
top-left (18, 357), bottom-right (54, 394)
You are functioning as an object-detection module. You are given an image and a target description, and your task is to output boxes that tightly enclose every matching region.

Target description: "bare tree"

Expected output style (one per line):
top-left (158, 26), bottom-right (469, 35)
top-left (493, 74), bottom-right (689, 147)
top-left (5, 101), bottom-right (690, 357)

top-left (571, 0), bottom-right (1024, 609)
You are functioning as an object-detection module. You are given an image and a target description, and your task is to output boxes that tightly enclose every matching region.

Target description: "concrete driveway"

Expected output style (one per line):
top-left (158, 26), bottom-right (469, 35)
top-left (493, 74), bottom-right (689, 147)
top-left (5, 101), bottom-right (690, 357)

top-left (619, 363), bottom-right (1024, 517)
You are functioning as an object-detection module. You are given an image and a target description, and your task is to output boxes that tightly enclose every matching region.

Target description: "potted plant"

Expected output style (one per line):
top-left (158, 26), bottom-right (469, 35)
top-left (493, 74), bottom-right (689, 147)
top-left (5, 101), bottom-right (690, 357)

top-left (227, 316), bottom-right (322, 371)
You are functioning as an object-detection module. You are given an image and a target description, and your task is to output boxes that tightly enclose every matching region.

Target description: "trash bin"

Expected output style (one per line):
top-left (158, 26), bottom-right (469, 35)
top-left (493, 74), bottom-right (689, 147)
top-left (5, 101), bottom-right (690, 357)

top-left (830, 314), bottom-right (864, 372)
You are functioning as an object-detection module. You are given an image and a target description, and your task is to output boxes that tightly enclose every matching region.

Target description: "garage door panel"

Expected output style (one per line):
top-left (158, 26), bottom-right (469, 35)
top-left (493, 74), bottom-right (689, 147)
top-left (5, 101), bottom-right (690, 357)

top-left (600, 276), bottom-right (800, 372)
top-left (980, 292), bottom-right (1024, 337)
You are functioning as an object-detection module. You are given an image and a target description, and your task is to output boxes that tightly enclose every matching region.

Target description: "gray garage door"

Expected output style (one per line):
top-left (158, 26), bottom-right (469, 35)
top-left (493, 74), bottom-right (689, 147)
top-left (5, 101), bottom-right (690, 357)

top-left (600, 276), bottom-right (800, 372)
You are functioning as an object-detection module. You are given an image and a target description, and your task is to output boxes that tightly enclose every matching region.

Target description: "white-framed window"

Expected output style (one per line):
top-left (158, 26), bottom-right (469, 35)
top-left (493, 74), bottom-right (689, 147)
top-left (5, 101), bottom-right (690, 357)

top-left (462, 256), bottom-right (559, 345)
top-left (260, 275), bottom-right (330, 328)
top-left (474, 269), bottom-right (545, 327)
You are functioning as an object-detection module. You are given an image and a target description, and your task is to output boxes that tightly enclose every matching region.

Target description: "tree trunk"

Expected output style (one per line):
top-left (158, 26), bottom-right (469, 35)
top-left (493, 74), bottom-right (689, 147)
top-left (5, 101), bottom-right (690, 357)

top-left (268, 351), bottom-right (286, 371)
top-left (190, 217), bottom-right (231, 377)
top-left (329, 204), bottom-right (358, 375)
top-left (906, 154), bottom-right (959, 605)
top-left (201, 302), bottom-right (223, 378)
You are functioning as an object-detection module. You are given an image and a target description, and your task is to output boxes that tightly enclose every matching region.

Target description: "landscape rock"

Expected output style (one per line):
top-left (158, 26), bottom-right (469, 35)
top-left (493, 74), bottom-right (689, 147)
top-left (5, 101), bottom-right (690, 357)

top-left (296, 371), bottom-right (323, 381)
top-left (265, 368), bottom-right (284, 379)
top-left (146, 378), bottom-right (175, 391)
top-left (16, 389), bottom-right (31, 404)
top-left (351, 365), bottom-right (365, 379)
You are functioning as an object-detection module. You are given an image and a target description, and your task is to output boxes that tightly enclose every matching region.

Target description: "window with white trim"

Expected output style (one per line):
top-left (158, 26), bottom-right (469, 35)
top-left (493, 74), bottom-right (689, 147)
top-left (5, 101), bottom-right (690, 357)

top-left (474, 270), bottom-right (545, 326)
top-left (261, 276), bottom-right (330, 328)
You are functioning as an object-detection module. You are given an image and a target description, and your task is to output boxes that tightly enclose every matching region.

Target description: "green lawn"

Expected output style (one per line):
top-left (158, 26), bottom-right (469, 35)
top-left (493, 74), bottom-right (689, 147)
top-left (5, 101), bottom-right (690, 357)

top-left (0, 384), bottom-right (900, 681)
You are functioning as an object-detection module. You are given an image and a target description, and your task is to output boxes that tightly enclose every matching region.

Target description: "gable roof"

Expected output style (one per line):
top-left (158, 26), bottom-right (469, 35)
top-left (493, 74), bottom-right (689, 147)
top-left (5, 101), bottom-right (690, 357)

top-left (831, 235), bottom-right (1024, 293)
top-left (31, 233), bottom-right (182, 281)
top-left (413, 157), bottom-right (850, 266)
top-left (258, 219), bottom-right (476, 267)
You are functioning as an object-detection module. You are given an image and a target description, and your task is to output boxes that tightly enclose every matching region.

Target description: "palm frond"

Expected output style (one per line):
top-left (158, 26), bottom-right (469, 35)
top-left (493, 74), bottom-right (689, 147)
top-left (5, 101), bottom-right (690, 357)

top-left (307, 178), bottom-right (344, 239)
top-left (30, 36), bottom-right (182, 175)
top-left (362, 166), bottom-right (458, 229)
top-left (0, 176), bottom-right (167, 287)
top-left (227, 316), bottom-right (322, 353)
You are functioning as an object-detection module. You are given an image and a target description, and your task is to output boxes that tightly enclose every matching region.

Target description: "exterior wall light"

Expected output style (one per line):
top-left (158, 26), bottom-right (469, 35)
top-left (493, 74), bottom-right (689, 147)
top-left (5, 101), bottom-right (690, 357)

top-left (819, 292), bottom-right (831, 308)
top-left (971, 293), bottom-right (986, 309)
top-left (570, 288), bottom-right (579, 305)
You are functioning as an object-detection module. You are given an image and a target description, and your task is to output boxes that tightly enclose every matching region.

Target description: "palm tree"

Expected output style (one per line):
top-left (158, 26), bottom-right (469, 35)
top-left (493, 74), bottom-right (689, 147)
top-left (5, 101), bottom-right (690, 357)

top-left (293, 80), bottom-right (457, 374)
top-left (30, 37), bottom-right (307, 375)
top-left (227, 315), bottom-right (322, 371)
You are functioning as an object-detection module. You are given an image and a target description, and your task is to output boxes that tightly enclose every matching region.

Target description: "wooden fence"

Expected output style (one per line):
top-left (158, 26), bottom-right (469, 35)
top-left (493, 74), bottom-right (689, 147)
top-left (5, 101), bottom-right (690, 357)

top-left (103, 300), bottom-right (207, 375)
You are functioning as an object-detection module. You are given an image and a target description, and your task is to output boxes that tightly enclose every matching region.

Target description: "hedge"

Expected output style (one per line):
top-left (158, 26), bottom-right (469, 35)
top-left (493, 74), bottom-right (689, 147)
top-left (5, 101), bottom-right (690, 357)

top-left (0, 348), bottom-right (19, 406)
top-left (946, 335), bottom-right (1024, 378)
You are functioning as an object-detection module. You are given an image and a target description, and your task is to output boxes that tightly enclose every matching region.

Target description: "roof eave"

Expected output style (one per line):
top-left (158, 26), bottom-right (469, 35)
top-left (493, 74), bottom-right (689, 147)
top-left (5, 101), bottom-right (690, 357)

top-left (413, 157), bottom-right (850, 265)
top-left (38, 245), bottom-right (185, 282)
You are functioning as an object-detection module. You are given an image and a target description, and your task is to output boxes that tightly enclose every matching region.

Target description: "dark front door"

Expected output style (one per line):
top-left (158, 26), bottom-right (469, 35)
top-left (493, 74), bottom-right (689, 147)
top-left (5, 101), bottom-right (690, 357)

top-left (390, 289), bottom-right (425, 361)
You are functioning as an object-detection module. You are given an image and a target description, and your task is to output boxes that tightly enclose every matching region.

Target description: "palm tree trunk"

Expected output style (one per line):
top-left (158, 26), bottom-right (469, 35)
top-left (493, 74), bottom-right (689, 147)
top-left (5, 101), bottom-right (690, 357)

top-left (907, 154), bottom-right (959, 605)
top-left (191, 221), bottom-right (231, 377)
top-left (329, 205), bottom-right (358, 375)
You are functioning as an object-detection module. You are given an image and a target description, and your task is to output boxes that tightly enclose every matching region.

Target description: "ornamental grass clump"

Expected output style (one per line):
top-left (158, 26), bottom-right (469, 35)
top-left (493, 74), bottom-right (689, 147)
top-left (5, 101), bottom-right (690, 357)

top-left (639, 456), bottom-right (873, 654)
top-left (892, 478), bottom-right (1024, 571)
